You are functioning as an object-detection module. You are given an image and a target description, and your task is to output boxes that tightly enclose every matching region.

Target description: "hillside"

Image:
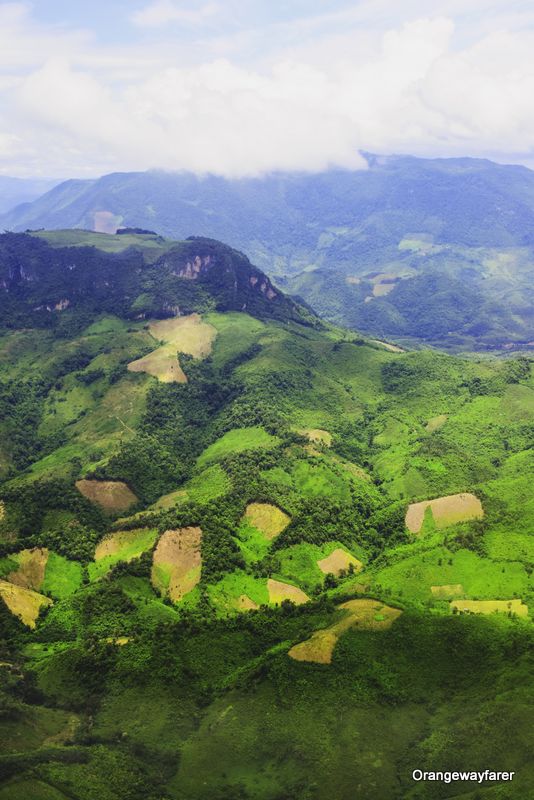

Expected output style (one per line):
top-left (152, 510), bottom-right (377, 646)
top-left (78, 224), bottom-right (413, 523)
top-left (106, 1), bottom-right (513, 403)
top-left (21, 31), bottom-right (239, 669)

top-left (2, 155), bottom-right (534, 350)
top-left (0, 231), bottom-right (533, 800)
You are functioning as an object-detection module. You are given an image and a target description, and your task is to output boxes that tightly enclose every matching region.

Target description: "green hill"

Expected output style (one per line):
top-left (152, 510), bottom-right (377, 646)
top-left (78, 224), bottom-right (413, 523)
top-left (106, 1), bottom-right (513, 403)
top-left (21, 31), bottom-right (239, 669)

top-left (0, 230), bottom-right (533, 799)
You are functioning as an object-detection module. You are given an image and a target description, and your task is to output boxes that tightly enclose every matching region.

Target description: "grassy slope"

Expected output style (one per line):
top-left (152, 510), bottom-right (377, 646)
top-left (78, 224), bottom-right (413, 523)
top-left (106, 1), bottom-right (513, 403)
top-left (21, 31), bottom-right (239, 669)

top-left (0, 299), bottom-right (533, 799)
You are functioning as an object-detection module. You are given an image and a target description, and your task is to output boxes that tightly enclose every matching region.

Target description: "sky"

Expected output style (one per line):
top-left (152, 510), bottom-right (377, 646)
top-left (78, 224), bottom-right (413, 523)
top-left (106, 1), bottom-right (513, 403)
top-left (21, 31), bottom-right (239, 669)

top-left (2, 0), bottom-right (534, 178)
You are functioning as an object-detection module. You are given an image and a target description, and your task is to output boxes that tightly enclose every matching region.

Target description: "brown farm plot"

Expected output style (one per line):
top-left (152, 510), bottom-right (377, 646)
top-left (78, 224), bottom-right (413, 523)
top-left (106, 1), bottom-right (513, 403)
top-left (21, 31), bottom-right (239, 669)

top-left (268, 579), bottom-right (309, 606)
top-left (8, 548), bottom-right (49, 591)
top-left (128, 314), bottom-right (217, 383)
top-left (405, 493), bottom-right (483, 534)
top-left (75, 479), bottom-right (138, 513)
top-left (289, 599), bottom-right (402, 664)
top-left (426, 414), bottom-right (448, 432)
top-left (450, 599), bottom-right (528, 617)
top-left (244, 503), bottom-right (290, 540)
top-left (317, 548), bottom-right (362, 577)
top-left (0, 579), bottom-right (52, 628)
top-left (152, 527), bottom-right (202, 602)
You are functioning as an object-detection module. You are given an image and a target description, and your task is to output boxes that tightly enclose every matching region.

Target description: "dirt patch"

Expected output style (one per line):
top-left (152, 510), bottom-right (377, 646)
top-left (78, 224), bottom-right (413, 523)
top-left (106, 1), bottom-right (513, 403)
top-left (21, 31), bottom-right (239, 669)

top-left (426, 414), bottom-right (448, 432)
top-left (405, 493), bottom-right (483, 534)
top-left (0, 579), bottom-right (52, 628)
top-left (317, 548), bottom-right (362, 577)
top-left (244, 503), bottom-right (290, 540)
top-left (152, 527), bottom-right (202, 602)
top-left (128, 314), bottom-right (217, 383)
top-left (93, 210), bottom-right (120, 234)
top-left (267, 579), bottom-right (309, 606)
top-left (288, 599), bottom-right (402, 664)
top-left (450, 599), bottom-right (528, 617)
top-left (76, 479), bottom-right (138, 513)
top-left (236, 595), bottom-right (259, 611)
top-left (370, 340), bottom-right (404, 353)
top-left (0, 501), bottom-right (5, 521)
top-left (431, 584), bottom-right (464, 598)
top-left (301, 429), bottom-right (333, 447)
top-left (8, 548), bottom-right (49, 592)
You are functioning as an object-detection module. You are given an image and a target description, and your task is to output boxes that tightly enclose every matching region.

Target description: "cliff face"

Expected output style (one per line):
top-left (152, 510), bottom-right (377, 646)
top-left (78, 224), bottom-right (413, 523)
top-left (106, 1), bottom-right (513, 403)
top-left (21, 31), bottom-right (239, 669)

top-left (0, 232), bottom-right (314, 328)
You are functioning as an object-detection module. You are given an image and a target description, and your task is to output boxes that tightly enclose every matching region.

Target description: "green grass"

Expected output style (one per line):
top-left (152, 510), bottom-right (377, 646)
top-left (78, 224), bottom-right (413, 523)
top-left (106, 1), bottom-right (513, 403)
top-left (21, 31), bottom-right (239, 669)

top-left (371, 545), bottom-right (531, 605)
top-left (88, 529), bottom-right (159, 581)
top-left (207, 571), bottom-right (269, 611)
top-left (41, 553), bottom-right (83, 599)
top-left (0, 780), bottom-right (69, 800)
top-left (198, 427), bottom-right (281, 467)
top-left (276, 541), bottom-right (363, 593)
top-left (263, 458), bottom-right (354, 501)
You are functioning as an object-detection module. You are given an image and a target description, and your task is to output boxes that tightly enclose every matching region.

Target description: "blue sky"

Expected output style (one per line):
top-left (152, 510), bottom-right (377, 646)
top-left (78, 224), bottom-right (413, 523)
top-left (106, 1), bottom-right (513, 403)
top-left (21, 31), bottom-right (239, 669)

top-left (2, 1), bottom-right (534, 177)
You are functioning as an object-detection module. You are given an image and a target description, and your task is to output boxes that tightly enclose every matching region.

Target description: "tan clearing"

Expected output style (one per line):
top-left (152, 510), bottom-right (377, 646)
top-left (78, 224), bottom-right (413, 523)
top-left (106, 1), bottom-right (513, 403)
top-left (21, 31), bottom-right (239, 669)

top-left (93, 210), bottom-right (120, 234)
top-left (128, 314), bottom-right (217, 383)
top-left (267, 578), bottom-right (309, 606)
top-left (75, 479), bottom-right (138, 513)
top-left (236, 595), bottom-right (259, 611)
top-left (0, 500), bottom-right (5, 521)
top-left (0, 579), bottom-right (52, 628)
top-left (105, 636), bottom-right (131, 646)
top-left (288, 599), bottom-right (402, 664)
top-left (8, 548), bottom-right (49, 592)
top-left (451, 599), bottom-right (528, 618)
top-left (244, 503), bottom-right (290, 540)
top-left (317, 548), bottom-right (362, 577)
top-left (426, 414), bottom-right (448, 432)
top-left (301, 429), bottom-right (333, 447)
top-left (370, 340), bottom-right (404, 353)
top-left (405, 493), bottom-right (483, 534)
top-left (152, 527), bottom-right (202, 602)
top-left (431, 584), bottom-right (464, 598)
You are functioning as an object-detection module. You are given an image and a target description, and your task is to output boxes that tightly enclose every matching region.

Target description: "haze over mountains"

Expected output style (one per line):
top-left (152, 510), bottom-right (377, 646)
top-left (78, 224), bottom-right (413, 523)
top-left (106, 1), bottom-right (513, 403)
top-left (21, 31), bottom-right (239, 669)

top-left (2, 154), bottom-right (533, 352)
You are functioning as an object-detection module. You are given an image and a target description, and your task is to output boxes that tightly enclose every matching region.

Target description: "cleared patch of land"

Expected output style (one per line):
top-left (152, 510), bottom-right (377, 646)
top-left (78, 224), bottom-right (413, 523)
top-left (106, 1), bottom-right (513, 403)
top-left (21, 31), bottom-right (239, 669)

top-left (431, 584), bottom-right (464, 598)
top-left (317, 548), bottom-right (362, 577)
top-left (90, 528), bottom-right (159, 580)
top-left (289, 599), bottom-right (402, 664)
top-left (267, 578), bottom-right (309, 605)
top-left (244, 503), bottom-right (290, 540)
top-left (300, 429), bottom-right (333, 447)
top-left (152, 528), bottom-right (202, 602)
top-left (426, 414), bottom-right (448, 432)
top-left (0, 579), bottom-right (52, 628)
top-left (198, 427), bottom-right (280, 466)
top-left (370, 340), bottom-right (404, 352)
top-left (450, 599), bottom-right (528, 617)
top-left (236, 595), bottom-right (259, 611)
top-left (405, 493), bottom-right (483, 534)
top-left (75, 479), bottom-right (138, 513)
top-left (128, 314), bottom-right (217, 383)
top-left (8, 548), bottom-right (49, 591)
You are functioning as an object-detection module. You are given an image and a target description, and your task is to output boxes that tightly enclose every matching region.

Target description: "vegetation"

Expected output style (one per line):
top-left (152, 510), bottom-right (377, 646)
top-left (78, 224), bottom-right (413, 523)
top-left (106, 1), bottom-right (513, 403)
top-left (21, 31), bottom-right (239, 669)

top-left (0, 230), bottom-right (532, 798)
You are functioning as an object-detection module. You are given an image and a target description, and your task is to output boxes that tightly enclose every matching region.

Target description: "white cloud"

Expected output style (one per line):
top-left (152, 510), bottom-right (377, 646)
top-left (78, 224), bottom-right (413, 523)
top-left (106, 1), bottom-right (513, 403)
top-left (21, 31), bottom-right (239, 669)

top-left (131, 1), bottom-right (220, 28)
top-left (3, 2), bottom-right (534, 177)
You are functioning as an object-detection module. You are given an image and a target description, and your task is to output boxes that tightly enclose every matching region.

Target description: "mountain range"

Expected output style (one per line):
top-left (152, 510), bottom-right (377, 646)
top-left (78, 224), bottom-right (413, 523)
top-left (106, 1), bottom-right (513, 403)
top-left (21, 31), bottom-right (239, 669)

top-left (2, 155), bottom-right (534, 351)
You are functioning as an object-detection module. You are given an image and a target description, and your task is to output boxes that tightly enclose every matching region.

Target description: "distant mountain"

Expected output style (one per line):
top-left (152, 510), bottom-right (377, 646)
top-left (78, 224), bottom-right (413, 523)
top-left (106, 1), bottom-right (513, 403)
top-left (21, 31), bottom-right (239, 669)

top-left (0, 175), bottom-right (58, 214)
top-left (2, 155), bottom-right (534, 350)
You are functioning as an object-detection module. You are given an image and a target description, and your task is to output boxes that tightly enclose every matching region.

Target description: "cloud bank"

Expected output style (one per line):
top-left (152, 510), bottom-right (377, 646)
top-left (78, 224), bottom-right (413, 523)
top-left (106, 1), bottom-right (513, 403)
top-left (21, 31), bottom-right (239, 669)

top-left (2, 1), bottom-right (534, 177)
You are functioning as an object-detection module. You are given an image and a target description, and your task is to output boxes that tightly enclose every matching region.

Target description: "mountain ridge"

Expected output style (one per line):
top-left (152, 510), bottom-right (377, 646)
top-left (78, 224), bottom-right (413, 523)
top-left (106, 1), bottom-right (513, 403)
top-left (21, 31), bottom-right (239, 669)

top-left (2, 154), bottom-right (533, 351)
